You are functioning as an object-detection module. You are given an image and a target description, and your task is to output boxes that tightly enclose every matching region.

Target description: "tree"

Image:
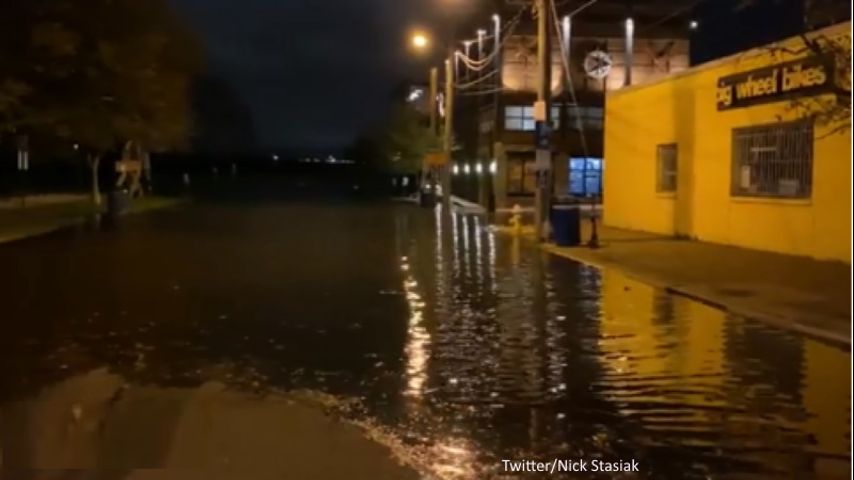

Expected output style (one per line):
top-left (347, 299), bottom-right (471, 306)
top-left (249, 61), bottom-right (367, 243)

top-left (732, 0), bottom-right (851, 136)
top-left (379, 104), bottom-right (440, 175)
top-left (763, 24), bottom-right (850, 137)
top-left (0, 0), bottom-right (202, 204)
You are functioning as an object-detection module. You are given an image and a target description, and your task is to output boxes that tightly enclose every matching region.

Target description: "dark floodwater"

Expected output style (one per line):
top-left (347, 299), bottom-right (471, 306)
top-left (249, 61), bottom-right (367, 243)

top-left (0, 187), bottom-right (850, 479)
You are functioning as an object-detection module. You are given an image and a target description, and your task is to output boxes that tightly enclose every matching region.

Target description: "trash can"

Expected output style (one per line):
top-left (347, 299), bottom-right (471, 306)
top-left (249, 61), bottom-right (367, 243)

top-left (551, 204), bottom-right (581, 247)
top-left (107, 190), bottom-right (131, 218)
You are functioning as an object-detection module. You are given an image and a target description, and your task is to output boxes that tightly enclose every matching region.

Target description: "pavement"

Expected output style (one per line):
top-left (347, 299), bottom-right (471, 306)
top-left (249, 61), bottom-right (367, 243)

top-left (541, 223), bottom-right (851, 347)
top-left (0, 369), bottom-right (419, 480)
top-left (0, 195), bottom-right (186, 245)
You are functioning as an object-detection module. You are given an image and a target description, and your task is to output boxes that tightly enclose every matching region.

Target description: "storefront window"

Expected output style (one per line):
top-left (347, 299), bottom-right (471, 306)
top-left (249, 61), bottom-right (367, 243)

top-left (731, 120), bottom-right (813, 198)
top-left (569, 157), bottom-right (603, 196)
top-left (507, 156), bottom-right (536, 195)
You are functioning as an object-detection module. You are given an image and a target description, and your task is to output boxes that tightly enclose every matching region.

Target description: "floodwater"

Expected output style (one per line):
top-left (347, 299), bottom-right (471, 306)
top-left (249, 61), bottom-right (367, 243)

top-left (0, 185), bottom-right (850, 479)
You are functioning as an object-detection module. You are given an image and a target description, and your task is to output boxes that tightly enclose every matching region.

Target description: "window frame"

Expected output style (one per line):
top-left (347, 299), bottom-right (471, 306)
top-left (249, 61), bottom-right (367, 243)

top-left (506, 155), bottom-right (537, 196)
top-left (730, 119), bottom-right (814, 199)
top-left (656, 143), bottom-right (678, 193)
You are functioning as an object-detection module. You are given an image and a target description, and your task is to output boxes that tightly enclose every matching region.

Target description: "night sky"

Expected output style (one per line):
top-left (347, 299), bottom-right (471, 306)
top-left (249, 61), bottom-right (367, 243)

top-left (169, 0), bottom-right (841, 153)
top-left (170, 0), bottom-right (446, 152)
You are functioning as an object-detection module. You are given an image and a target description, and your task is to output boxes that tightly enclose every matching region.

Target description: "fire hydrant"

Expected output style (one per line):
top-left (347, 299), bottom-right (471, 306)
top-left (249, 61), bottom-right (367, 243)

top-left (508, 204), bottom-right (522, 235)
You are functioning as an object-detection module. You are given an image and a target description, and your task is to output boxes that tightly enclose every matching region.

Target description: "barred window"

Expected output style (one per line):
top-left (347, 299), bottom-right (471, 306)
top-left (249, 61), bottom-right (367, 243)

top-left (656, 144), bottom-right (678, 193)
top-left (731, 121), bottom-right (813, 198)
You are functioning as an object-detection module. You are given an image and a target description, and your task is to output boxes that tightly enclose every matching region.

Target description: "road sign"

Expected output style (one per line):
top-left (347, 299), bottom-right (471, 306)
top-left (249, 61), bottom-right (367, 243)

top-left (425, 151), bottom-right (449, 166)
top-left (535, 121), bottom-right (552, 150)
top-left (584, 50), bottom-right (613, 79)
top-left (535, 149), bottom-right (551, 171)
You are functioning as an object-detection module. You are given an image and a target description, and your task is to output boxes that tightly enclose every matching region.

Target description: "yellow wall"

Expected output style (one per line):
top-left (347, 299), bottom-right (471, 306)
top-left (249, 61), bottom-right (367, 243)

top-left (603, 22), bottom-right (851, 262)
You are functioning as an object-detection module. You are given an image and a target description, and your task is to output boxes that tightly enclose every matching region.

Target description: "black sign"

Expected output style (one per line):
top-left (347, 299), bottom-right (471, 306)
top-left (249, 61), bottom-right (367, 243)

top-left (716, 56), bottom-right (832, 111)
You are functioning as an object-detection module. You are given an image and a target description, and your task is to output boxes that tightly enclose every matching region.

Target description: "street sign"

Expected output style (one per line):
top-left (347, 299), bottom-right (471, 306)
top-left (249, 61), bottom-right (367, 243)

top-left (535, 121), bottom-right (552, 150)
top-left (535, 149), bottom-right (551, 171)
top-left (584, 50), bottom-right (613, 79)
top-left (425, 151), bottom-right (449, 166)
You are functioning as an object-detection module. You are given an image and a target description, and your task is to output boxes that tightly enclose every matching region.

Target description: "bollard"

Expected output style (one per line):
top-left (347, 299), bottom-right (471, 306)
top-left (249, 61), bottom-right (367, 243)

top-left (509, 204), bottom-right (522, 235)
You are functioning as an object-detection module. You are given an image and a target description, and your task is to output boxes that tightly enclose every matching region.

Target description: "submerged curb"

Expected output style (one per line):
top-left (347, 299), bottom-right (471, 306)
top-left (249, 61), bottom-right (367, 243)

top-left (540, 243), bottom-right (851, 350)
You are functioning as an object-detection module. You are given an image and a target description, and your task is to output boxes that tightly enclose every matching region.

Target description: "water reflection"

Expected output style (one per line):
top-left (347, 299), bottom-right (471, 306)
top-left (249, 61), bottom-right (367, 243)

top-left (392, 207), bottom-right (850, 479)
top-left (0, 201), bottom-right (848, 479)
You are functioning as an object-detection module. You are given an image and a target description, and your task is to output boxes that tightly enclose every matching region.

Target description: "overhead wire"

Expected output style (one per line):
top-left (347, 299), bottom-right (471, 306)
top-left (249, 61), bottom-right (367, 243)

top-left (550, 0), bottom-right (590, 159)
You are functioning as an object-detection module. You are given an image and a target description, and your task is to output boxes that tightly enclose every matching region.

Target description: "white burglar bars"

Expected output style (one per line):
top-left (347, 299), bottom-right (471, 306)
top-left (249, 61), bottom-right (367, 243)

top-left (731, 120), bottom-right (813, 199)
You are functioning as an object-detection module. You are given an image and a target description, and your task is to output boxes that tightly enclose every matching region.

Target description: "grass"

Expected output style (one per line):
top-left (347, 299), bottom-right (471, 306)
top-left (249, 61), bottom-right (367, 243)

top-left (0, 194), bottom-right (188, 245)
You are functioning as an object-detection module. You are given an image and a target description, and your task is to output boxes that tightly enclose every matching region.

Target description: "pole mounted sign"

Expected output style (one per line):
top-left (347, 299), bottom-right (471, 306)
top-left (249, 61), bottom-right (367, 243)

top-left (535, 121), bottom-right (552, 150)
top-left (716, 56), bottom-right (832, 111)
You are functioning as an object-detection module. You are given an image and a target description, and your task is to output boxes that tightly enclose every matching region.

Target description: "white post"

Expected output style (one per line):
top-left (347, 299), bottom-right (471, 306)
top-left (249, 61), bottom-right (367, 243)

top-left (624, 17), bottom-right (634, 87)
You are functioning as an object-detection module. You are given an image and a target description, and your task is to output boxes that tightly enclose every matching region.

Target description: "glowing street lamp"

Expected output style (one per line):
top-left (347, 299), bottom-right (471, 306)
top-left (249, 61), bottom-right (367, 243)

top-left (412, 33), bottom-right (430, 50)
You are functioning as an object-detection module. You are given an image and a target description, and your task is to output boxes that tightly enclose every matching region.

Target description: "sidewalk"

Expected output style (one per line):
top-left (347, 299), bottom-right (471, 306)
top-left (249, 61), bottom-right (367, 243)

top-left (0, 195), bottom-right (186, 245)
top-left (542, 224), bottom-right (851, 347)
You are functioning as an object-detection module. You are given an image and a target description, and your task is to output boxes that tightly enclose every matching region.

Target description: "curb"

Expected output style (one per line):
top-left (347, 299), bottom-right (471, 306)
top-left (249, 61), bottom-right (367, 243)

top-left (0, 197), bottom-right (188, 247)
top-left (541, 243), bottom-right (851, 349)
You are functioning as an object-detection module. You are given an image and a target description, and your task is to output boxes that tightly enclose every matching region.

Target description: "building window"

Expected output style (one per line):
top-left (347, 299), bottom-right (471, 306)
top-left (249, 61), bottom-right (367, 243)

top-left (656, 144), bottom-right (678, 193)
top-left (567, 106), bottom-right (604, 130)
top-left (504, 105), bottom-right (561, 131)
top-left (569, 157), bottom-right (603, 196)
top-left (507, 156), bottom-right (536, 195)
top-left (731, 120), bottom-right (813, 198)
top-left (505, 106), bottom-right (535, 131)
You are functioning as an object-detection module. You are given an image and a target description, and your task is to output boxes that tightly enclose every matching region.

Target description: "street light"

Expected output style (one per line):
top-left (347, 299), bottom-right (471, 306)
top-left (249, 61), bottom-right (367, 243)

top-left (412, 32), bottom-right (430, 50)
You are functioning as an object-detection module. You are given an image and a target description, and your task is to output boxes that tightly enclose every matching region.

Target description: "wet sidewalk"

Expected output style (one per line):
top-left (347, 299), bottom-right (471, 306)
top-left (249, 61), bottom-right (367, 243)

top-left (543, 223), bottom-right (851, 346)
top-left (0, 195), bottom-right (185, 245)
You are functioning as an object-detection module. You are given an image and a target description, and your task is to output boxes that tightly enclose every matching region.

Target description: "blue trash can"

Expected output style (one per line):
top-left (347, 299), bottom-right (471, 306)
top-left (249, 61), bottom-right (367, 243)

top-left (551, 205), bottom-right (581, 246)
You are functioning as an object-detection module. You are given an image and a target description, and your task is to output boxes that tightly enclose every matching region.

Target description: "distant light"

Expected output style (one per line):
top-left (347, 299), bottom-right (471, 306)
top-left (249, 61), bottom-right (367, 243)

top-left (625, 17), bottom-right (634, 36)
top-left (272, 154), bottom-right (279, 162)
top-left (489, 160), bottom-right (497, 174)
top-left (73, 143), bottom-right (79, 151)
top-left (464, 164), bottom-right (471, 175)
top-left (477, 29), bottom-right (487, 37)
top-left (689, 20), bottom-right (699, 30)
top-left (475, 163), bottom-right (483, 175)
top-left (453, 164), bottom-right (460, 175)
top-left (407, 88), bottom-right (424, 102)
top-left (492, 14), bottom-right (500, 23)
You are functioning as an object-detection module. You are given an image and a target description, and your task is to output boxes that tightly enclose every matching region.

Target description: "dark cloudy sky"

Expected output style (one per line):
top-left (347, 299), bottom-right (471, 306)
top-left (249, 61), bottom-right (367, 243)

top-left (169, 0), bottom-right (455, 151)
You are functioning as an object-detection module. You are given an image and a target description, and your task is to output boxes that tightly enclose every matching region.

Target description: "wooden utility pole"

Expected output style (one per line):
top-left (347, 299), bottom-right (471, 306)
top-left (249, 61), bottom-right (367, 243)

top-left (429, 67), bottom-right (439, 135)
top-left (442, 51), bottom-right (454, 213)
top-left (534, 0), bottom-right (552, 242)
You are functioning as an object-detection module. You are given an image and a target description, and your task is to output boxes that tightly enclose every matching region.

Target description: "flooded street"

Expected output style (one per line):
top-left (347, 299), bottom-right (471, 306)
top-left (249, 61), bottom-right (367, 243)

top-left (0, 187), bottom-right (850, 479)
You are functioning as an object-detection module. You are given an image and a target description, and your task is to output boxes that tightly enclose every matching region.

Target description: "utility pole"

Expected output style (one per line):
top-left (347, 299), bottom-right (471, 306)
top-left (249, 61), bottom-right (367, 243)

top-left (427, 67), bottom-right (440, 197)
top-left (429, 67), bottom-right (439, 135)
top-left (442, 50), bottom-right (454, 213)
top-left (534, 0), bottom-right (553, 242)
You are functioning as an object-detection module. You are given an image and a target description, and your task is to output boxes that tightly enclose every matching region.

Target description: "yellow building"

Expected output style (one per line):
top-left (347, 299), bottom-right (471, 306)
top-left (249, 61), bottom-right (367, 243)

top-left (603, 22), bottom-right (851, 263)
